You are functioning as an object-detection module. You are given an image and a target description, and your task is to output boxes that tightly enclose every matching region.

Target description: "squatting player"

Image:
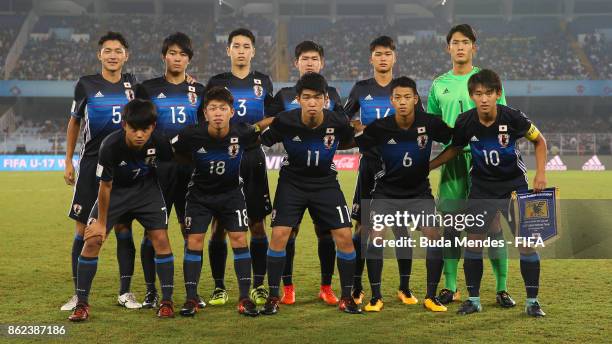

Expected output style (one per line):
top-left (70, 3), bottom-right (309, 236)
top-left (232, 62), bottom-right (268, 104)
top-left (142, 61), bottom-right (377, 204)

top-left (135, 32), bottom-right (205, 309)
top-left (430, 69), bottom-right (547, 317)
top-left (205, 28), bottom-right (274, 306)
top-left (68, 99), bottom-right (176, 321)
top-left (267, 40), bottom-right (345, 305)
top-left (172, 87), bottom-right (272, 317)
top-left (354, 77), bottom-right (452, 312)
top-left (259, 73), bottom-right (361, 315)
top-left (427, 24), bottom-right (514, 306)
top-left (63, 31), bottom-right (140, 311)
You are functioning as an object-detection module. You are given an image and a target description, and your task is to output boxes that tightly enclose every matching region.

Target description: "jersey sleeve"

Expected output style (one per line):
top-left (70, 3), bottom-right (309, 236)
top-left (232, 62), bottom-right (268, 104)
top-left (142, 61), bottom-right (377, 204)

top-left (429, 115), bottom-right (453, 145)
top-left (329, 88), bottom-right (348, 119)
top-left (267, 90), bottom-right (286, 117)
top-left (336, 117), bottom-right (354, 146)
top-left (450, 115), bottom-right (470, 148)
top-left (96, 139), bottom-right (115, 182)
top-left (239, 123), bottom-right (261, 145)
top-left (154, 133), bottom-right (174, 161)
top-left (510, 109), bottom-right (535, 139)
top-left (354, 120), bottom-right (380, 151)
top-left (263, 76), bottom-right (275, 116)
top-left (426, 81), bottom-right (442, 116)
top-left (70, 79), bottom-right (87, 119)
top-left (170, 128), bottom-right (194, 155)
top-left (344, 84), bottom-right (361, 121)
top-left (196, 87), bottom-right (206, 122)
top-left (260, 118), bottom-right (284, 147)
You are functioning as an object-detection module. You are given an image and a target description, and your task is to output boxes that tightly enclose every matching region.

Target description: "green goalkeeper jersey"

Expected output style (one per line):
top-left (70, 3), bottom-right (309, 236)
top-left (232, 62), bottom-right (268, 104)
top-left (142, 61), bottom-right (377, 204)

top-left (427, 66), bottom-right (507, 149)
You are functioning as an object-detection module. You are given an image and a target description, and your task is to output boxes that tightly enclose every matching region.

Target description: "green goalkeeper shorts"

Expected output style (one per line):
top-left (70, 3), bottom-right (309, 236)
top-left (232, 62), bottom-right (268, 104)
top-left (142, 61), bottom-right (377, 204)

top-left (437, 152), bottom-right (472, 213)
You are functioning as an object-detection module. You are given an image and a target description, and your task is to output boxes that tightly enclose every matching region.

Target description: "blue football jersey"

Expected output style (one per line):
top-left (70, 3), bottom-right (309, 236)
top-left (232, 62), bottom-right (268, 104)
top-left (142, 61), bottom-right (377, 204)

top-left (452, 104), bottom-right (534, 182)
top-left (171, 122), bottom-right (260, 193)
top-left (344, 78), bottom-right (395, 126)
top-left (260, 109), bottom-right (353, 183)
top-left (71, 73), bottom-right (137, 157)
top-left (355, 112), bottom-right (452, 197)
top-left (205, 71), bottom-right (273, 125)
top-left (135, 77), bottom-right (205, 139)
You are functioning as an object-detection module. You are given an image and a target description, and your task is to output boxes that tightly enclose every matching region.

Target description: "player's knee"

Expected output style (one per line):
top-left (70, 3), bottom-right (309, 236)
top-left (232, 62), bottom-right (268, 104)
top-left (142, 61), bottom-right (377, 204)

top-left (187, 234), bottom-right (204, 251)
top-left (83, 239), bottom-right (102, 256)
top-left (227, 232), bottom-right (248, 248)
top-left (331, 228), bottom-right (354, 252)
top-left (518, 246), bottom-right (536, 256)
top-left (148, 229), bottom-right (171, 254)
top-left (114, 223), bottom-right (131, 234)
top-left (422, 227), bottom-right (441, 240)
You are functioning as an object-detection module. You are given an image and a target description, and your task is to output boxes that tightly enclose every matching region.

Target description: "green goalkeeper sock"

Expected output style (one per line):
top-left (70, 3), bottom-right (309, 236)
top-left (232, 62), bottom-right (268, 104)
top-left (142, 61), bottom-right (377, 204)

top-left (443, 257), bottom-right (459, 292)
top-left (488, 232), bottom-right (508, 292)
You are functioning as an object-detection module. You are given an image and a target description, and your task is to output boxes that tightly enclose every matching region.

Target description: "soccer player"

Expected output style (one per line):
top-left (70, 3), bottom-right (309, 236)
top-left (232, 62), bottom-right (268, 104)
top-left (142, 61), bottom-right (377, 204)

top-left (345, 36), bottom-right (408, 305)
top-left (354, 77), bottom-right (451, 312)
top-left (259, 73), bottom-right (361, 315)
top-left (63, 31), bottom-right (140, 311)
top-left (171, 87), bottom-right (271, 317)
top-left (68, 99), bottom-right (176, 321)
top-left (205, 28), bottom-right (273, 306)
top-left (267, 40), bottom-right (345, 305)
top-left (427, 24), bottom-right (514, 307)
top-left (430, 69), bottom-right (547, 317)
top-left (135, 32), bottom-right (205, 309)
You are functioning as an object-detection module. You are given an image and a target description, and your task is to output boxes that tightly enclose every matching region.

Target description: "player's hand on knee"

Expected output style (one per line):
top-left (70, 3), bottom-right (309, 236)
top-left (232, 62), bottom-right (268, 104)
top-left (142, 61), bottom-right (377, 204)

top-left (64, 162), bottom-right (75, 185)
top-left (84, 219), bottom-right (107, 243)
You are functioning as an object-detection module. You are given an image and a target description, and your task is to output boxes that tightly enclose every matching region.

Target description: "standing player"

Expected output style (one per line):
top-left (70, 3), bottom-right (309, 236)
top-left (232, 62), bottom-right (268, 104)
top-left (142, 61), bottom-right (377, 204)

top-left (430, 69), bottom-right (547, 317)
top-left (63, 32), bottom-right (140, 311)
top-left (69, 99), bottom-right (176, 321)
top-left (427, 24), bottom-right (514, 306)
top-left (267, 40), bottom-right (345, 305)
top-left (259, 73), bottom-right (361, 315)
top-left (205, 28), bottom-right (273, 306)
top-left (135, 32), bottom-right (205, 309)
top-left (354, 77), bottom-right (451, 312)
top-left (171, 87), bottom-right (272, 317)
top-left (345, 36), bottom-right (409, 305)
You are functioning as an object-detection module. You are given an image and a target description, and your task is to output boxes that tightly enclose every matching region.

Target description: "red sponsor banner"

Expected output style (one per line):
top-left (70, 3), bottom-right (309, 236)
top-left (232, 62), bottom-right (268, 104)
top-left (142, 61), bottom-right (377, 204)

top-left (265, 154), bottom-right (360, 171)
top-left (333, 154), bottom-right (360, 170)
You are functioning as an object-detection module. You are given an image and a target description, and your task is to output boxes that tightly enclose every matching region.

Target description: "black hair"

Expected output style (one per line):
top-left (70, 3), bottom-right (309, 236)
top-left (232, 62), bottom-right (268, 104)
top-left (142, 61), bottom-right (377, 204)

top-left (123, 99), bottom-right (157, 129)
top-left (390, 76), bottom-right (418, 94)
top-left (98, 31), bottom-right (129, 49)
top-left (162, 32), bottom-right (194, 60)
top-left (390, 76), bottom-right (424, 111)
top-left (295, 40), bottom-right (324, 60)
top-left (204, 86), bottom-right (234, 107)
top-left (446, 24), bottom-right (477, 44)
top-left (468, 69), bottom-right (502, 95)
top-left (228, 28), bottom-right (255, 46)
top-left (295, 72), bottom-right (328, 96)
top-left (369, 35), bottom-right (396, 52)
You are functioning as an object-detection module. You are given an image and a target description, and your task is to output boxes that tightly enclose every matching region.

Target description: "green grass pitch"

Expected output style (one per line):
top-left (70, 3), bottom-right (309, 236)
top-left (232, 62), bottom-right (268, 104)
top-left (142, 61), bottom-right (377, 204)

top-left (0, 170), bottom-right (610, 343)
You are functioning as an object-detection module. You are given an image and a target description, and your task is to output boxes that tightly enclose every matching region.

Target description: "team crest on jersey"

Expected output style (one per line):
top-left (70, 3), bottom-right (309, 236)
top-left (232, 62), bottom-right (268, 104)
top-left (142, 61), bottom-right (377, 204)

top-left (228, 144), bottom-right (240, 158)
top-left (417, 134), bottom-right (428, 149)
top-left (498, 133), bottom-right (510, 147)
top-left (253, 85), bottom-right (263, 98)
top-left (124, 82), bottom-right (132, 88)
top-left (188, 91), bottom-right (197, 105)
top-left (324, 134), bottom-right (336, 149)
top-left (254, 79), bottom-right (262, 85)
top-left (73, 204), bottom-right (82, 216)
top-left (125, 89), bottom-right (135, 101)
